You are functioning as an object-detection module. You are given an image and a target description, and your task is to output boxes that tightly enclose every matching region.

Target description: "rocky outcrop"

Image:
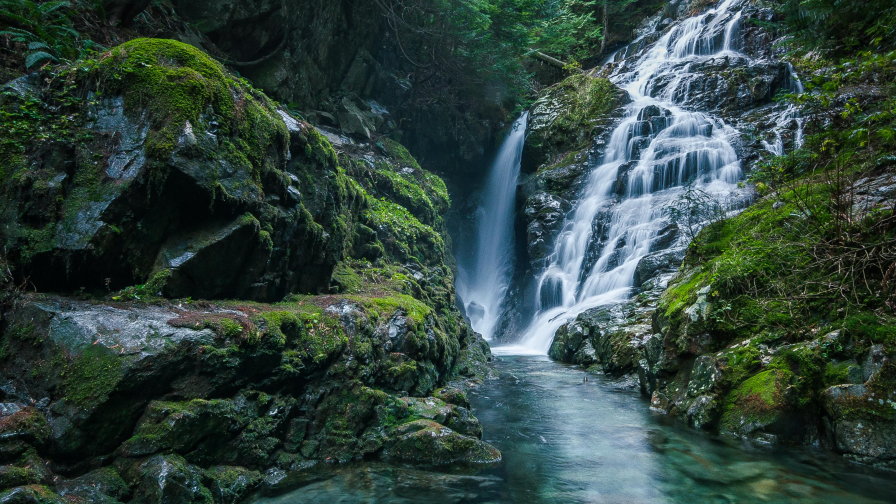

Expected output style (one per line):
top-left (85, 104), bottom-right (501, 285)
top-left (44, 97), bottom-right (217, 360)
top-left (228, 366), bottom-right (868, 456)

top-left (0, 37), bottom-right (498, 502)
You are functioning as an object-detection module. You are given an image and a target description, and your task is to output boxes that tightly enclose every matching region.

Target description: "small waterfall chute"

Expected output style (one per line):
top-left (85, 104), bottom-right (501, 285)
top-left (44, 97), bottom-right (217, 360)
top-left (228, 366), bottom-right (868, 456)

top-left (456, 112), bottom-right (528, 340)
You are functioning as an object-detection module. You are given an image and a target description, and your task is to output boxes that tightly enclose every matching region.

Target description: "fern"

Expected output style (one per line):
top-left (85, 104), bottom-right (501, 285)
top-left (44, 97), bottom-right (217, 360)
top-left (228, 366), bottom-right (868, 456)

top-left (27, 40), bottom-right (49, 50)
top-left (38, 1), bottom-right (71, 16)
top-left (25, 50), bottom-right (56, 68)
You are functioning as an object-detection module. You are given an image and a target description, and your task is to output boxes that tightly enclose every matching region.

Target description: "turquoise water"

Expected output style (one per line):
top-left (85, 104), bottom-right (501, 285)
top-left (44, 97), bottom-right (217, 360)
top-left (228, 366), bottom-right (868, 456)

top-left (253, 356), bottom-right (896, 503)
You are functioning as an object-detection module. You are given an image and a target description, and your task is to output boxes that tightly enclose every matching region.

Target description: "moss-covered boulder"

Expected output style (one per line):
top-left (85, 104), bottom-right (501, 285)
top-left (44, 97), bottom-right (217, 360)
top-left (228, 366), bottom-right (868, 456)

top-left (383, 420), bottom-right (500, 465)
top-left (522, 73), bottom-right (628, 174)
top-left (0, 38), bottom-right (365, 302)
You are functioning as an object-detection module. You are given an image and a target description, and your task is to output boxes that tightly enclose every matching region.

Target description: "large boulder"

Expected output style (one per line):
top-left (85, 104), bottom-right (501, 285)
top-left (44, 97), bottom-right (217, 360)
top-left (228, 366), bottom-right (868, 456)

top-left (0, 39), bottom-right (363, 302)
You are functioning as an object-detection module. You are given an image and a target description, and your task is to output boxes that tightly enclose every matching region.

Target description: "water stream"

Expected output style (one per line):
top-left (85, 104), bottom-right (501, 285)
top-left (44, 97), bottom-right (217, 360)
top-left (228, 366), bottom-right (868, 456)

top-left (500, 0), bottom-right (752, 354)
top-left (456, 113), bottom-right (528, 341)
top-left (252, 357), bottom-right (896, 503)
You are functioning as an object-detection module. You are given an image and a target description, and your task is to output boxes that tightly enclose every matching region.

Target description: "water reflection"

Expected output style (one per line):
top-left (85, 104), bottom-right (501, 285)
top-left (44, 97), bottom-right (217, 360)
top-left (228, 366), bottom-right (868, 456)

top-left (253, 357), bottom-right (895, 503)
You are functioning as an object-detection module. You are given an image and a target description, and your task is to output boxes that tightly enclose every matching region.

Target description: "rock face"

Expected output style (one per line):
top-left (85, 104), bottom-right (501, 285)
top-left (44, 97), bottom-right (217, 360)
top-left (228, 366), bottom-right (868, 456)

top-left (0, 37), bottom-right (498, 502)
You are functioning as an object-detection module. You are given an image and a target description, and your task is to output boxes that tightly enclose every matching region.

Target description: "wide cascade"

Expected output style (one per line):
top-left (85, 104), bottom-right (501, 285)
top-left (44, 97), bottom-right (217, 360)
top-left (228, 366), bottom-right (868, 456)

top-left (506, 0), bottom-right (752, 354)
top-left (457, 113), bottom-right (528, 340)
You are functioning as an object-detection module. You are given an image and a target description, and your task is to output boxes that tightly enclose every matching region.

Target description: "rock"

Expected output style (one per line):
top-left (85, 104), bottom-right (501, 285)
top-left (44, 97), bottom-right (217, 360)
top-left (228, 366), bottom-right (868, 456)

top-left (823, 383), bottom-right (896, 466)
top-left (863, 344), bottom-right (889, 382)
top-left (634, 247), bottom-right (685, 288)
top-left (2, 39), bottom-right (363, 302)
top-left (686, 395), bottom-right (717, 429)
top-left (404, 397), bottom-right (483, 439)
top-left (127, 454), bottom-right (213, 504)
top-left (720, 370), bottom-right (796, 441)
top-left (383, 420), bottom-right (500, 465)
top-left (336, 95), bottom-right (375, 139)
top-left (56, 467), bottom-right (130, 503)
top-left (687, 356), bottom-right (722, 397)
top-left (0, 485), bottom-right (66, 503)
top-left (203, 466), bottom-right (263, 504)
top-left (433, 387), bottom-right (471, 409)
top-left (549, 322), bottom-right (587, 363)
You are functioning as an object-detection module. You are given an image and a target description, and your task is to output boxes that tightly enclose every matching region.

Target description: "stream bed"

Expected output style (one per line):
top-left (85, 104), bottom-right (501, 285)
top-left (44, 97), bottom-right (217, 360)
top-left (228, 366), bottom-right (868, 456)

top-left (254, 356), bottom-right (895, 503)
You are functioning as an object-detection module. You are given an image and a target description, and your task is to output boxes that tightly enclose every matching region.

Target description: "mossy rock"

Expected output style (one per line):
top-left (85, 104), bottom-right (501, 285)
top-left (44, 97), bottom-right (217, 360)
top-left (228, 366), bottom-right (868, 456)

top-left (523, 74), bottom-right (627, 172)
top-left (383, 419), bottom-right (500, 465)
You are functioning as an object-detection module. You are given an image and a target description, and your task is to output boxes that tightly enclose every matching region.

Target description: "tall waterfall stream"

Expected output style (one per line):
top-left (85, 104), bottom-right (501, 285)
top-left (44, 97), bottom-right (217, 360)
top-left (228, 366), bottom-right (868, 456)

top-left (457, 113), bottom-right (528, 341)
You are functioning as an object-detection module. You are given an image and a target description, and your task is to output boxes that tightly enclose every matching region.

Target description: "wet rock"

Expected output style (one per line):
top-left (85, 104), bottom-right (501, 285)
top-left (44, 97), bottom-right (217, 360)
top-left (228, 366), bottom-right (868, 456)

top-left (687, 356), bottom-right (722, 397)
top-left (203, 466), bottom-right (263, 504)
top-left (524, 192), bottom-right (570, 262)
top-left (127, 454), bottom-right (213, 504)
top-left (56, 466), bottom-right (130, 503)
top-left (383, 420), bottom-right (500, 465)
top-left (686, 395), bottom-right (718, 429)
top-left (823, 382), bottom-right (896, 467)
top-left (634, 247), bottom-right (685, 288)
top-left (433, 387), bottom-right (471, 409)
top-left (404, 397), bottom-right (483, 439)
top-left (0, 485), bottom-right (66, 503)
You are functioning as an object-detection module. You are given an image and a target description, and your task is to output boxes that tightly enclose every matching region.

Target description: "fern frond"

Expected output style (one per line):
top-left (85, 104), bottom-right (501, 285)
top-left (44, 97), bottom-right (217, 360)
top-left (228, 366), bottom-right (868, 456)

top-left (25, 50), bottom-right (56, 68)
top-left (27, 40), bottom-right (48, 50)
top-left (38, 1), bottom-right (70, 16)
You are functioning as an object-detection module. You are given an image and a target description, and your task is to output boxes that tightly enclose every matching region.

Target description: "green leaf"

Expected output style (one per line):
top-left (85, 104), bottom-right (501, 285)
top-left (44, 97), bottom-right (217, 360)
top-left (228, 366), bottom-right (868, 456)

top-left (24, 50), bottom-right (56, 68)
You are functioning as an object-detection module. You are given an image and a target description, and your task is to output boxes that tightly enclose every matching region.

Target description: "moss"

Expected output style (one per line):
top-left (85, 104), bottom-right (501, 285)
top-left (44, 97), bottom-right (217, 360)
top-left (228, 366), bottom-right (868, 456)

top-left (0, 465), bottom-right (42, 488)
top-left (96, 38), bottom-right (288, 180)
top-left (62, 344), bottom-right (125, 408)
top-left (0, 407), bottom-right (50, 443)
top-left (253, 309), bottom-right (347, 370)
top-left (364, 195), bottom-right (445, 263)
top-left (720, 369), bottom-right (792, 433)
top-left (331, 264), bottom-right (363, 293)
top-left (0, 485), bottom-right (65, 503)
top-left (379, 138), bottom-right (421, 171)
top-left (98, 39), bottom-right (234, 158)
top-left (347, 293), bottom-right (433, 326)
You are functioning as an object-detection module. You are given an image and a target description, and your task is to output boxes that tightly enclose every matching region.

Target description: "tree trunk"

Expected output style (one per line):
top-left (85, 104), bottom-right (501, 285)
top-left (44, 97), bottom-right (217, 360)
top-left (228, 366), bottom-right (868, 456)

top-left (600, 0), bottom-right (609, 55)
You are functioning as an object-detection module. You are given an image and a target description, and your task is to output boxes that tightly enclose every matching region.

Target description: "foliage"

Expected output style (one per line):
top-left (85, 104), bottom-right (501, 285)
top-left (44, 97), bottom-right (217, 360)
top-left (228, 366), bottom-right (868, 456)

top-left (777, 0), bottom-right (896, 54)
top-left (0, 0), bottom-right (104, 68)
top-left (664, 179), bottom-right (727, 241)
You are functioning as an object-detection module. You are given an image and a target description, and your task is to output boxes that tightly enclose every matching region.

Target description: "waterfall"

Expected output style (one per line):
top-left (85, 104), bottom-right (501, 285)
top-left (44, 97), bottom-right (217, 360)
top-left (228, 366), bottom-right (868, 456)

top-left (499, 0), bottom-right (750, 355)
top-left (763, 63), bottom-right (806, 155)
top-left (457, 113), bottom-right (528, 340)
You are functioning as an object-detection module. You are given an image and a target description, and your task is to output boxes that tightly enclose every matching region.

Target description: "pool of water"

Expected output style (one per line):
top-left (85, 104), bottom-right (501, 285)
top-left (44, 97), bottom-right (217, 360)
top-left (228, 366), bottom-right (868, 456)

top-left (252, 356), bottom-right (896, 503)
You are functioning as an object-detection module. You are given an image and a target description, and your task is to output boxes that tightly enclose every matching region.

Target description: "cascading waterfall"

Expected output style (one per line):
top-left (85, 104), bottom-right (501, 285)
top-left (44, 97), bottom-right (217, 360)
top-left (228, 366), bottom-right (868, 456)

top-left (763, 63), bottom-right (806, 155)
top-left (456, 113), bottom-right (528, 340)
top-left (499, 0), bottom-right (751, 355)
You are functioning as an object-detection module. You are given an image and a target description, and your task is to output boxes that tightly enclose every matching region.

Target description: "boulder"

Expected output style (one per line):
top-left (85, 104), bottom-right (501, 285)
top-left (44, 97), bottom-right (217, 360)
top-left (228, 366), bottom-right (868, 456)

top-left (383, 420), bottom-right (500, 465)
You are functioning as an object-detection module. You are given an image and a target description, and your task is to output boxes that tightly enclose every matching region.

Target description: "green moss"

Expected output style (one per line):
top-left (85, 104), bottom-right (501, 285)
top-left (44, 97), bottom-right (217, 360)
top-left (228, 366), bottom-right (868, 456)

top-left (331, 264), bottom-right (363, 293)
top-left (0, 465), bottom-right (41, 488)
top-left (0, 407), bottom-right (50, 443)
top-left (347, 293), bottom-right (433, 325)
top-left (254, 309), bottom-right (347, 370)
top-left (364, 195), bottom-right (444, 263)
top-left (62, 344), bottom-right (125, 408)
top-left (97, 38), bottom-right (288, 179)
top-left (379, 138), bottom-right (421, 171)
top-left (98, 39), bottom-right (234, 158)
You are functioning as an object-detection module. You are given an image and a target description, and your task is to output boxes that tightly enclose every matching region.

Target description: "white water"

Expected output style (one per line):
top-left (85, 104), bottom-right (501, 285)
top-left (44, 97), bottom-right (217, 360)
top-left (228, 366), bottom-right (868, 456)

top-left (763, 63), bottom-right (806, 155)
top-left (498, 0), bottom-right (750, 355)
top-left (456, 113), bottom-right (528, 340)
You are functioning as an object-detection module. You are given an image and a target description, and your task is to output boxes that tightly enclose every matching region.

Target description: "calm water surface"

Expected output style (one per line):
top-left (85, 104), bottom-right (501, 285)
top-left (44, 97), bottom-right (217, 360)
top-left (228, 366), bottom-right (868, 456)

top-left (253, 356), bottom-right (896, 503)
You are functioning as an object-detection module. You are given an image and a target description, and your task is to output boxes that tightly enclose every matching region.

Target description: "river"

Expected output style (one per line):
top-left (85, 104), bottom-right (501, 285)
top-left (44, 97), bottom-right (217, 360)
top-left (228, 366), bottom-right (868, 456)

top-left (253, 356), bottom-right (896, 503)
